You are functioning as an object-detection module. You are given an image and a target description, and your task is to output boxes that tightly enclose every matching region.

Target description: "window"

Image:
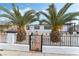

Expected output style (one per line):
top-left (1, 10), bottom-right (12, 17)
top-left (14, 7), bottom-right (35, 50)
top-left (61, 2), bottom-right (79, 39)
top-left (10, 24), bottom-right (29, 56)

top-left (44, 25), bottom-right (50, 29)
top-left (34, 26), bottom-right (39, 29)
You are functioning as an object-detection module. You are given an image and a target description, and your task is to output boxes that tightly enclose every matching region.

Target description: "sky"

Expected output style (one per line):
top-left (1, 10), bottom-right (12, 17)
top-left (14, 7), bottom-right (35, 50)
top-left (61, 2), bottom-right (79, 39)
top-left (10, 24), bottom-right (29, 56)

top-left (0, 3), bottom-right (79, 24)
top-left (0, 3), bottom-right (50, 11)
top-left (0, 3), bottom-right (79, 12)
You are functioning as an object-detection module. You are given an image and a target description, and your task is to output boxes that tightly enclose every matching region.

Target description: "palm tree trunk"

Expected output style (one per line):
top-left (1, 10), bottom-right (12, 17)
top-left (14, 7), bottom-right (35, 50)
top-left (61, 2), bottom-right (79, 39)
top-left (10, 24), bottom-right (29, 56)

top-left (16, 26), bottom-right (26, 42)
top-left (50, 26), bottom-right (61, 42)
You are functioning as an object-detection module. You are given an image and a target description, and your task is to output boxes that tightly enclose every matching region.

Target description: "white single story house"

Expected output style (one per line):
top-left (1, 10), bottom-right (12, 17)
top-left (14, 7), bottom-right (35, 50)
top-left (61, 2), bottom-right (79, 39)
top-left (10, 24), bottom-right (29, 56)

top-left (26, 21), bottom-right (76, 35)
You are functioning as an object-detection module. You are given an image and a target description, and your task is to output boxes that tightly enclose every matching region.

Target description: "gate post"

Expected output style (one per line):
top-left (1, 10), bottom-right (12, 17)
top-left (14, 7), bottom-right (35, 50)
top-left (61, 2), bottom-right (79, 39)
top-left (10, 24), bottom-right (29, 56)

top-left (41, 35), bottom-right (43, 52)
top-left (29, 35), bottom-right (31, 51)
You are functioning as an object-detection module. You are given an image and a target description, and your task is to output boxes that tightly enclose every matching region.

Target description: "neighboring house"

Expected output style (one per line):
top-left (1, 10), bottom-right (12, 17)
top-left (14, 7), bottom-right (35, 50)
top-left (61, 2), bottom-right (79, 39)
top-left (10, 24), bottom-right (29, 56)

top-left (0, 19), bottom-right (76, 35)
top-left (26, 20), bottom-right (51, 35)
top-left (27, 24), bottom-right (51, 35)
top-left (26, 20), bottom-right (76, 35)
top-left (0, 21), bottom-right (12, 31)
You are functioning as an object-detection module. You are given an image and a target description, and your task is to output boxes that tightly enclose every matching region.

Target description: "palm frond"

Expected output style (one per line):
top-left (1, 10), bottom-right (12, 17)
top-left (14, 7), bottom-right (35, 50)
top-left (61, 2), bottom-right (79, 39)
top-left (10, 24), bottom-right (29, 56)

top-left (57, 12), bottom-right (79, 25)
top-left (40, 19), bottom-right (51, 25)
top-left (12, 3), bottom-right (22, 18)
top-left (23, 10), bottom-right (35, 23)
top-left (23, 10), bottom-right (35, 17)
top-left (57, 3), bottom-right (73, 17)
top-left (0, 14), bottom-right (15, 21)
top-left (48, 4), bottom-right (57, 20)
top-left (39, 11), bottom-right (49, 19)
top-left (28, 18), bottom-right (38, 23)
top-left (36, 12), bottom-right (40, 21)
top-left (63, 12), bottom-right (79, 18)
top-left (59, 18), bottom-right (79, 25)
top-left (0, 6), bottom-right (15, 18)
top-left (12, 3), bottom-right (23, 26)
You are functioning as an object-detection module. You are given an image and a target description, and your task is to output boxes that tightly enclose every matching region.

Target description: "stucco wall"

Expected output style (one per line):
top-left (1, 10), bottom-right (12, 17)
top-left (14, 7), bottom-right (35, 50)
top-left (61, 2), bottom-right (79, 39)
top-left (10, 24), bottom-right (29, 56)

top-left (42, 46), bottom-right (79, 55)
top-left (0, 43), bottom-right (29, 51)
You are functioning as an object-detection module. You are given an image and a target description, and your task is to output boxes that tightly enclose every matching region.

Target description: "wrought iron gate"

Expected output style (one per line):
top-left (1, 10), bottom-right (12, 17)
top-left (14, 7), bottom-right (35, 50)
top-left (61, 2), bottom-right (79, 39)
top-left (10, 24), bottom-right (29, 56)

top-left (29, 35), bottom-right (42, 52)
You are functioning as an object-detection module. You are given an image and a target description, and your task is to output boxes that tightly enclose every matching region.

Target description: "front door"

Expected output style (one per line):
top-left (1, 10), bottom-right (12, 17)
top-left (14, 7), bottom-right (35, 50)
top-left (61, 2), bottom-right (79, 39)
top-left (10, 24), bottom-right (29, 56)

top-left (29, 35), bottom-right (42, 52)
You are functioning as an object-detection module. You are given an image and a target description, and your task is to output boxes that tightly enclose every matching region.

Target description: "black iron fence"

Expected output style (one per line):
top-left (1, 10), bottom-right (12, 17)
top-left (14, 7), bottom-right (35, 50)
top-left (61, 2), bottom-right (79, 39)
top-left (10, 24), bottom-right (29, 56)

top-left (28, 32), bottom-right (79, 47)
top-left (0, 31), bottom-right (79, 47)
top-left (42, 32), bottom-right (79, 47)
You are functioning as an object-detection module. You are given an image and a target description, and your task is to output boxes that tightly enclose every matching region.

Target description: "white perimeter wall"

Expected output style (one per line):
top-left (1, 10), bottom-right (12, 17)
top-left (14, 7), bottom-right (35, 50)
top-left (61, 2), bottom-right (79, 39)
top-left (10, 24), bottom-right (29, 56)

top-left (1, 43), bottom-right (79, 55)
top-left (42, 46), bottom-right (79, 55)
top-left (0, 43), bottom-right (29, 51)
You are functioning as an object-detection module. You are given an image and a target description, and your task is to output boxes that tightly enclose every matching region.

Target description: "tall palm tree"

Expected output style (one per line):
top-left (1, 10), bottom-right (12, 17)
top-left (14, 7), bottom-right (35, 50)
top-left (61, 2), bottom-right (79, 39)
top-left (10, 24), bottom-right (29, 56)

top-left (40, 3), bottom-right (79, 42)
top-left (0, 4), bottom-right (37, 42)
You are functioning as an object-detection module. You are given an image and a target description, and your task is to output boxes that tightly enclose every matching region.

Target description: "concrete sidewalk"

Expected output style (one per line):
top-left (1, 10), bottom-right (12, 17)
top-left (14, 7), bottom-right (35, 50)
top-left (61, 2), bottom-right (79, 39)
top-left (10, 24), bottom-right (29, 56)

top-left (0, 50), bottom-right (79, 56)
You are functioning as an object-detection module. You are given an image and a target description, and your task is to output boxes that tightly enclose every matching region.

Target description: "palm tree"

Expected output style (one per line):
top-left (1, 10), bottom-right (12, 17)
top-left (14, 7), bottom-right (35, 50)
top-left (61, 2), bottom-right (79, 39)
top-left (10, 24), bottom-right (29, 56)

top-left (40, 3), bottom-right (79, 42)
top-left (0, 4), bottom-right (37, 42)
